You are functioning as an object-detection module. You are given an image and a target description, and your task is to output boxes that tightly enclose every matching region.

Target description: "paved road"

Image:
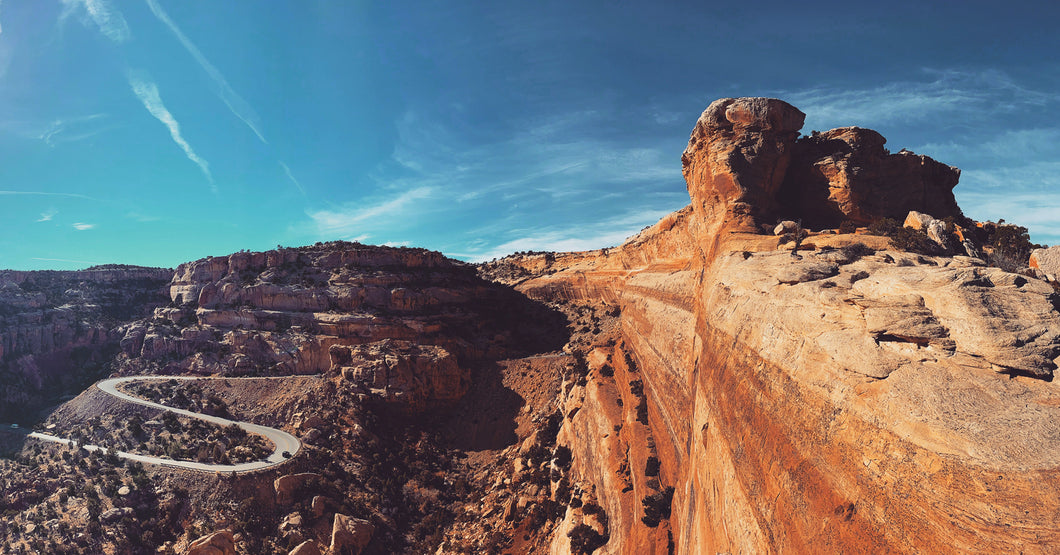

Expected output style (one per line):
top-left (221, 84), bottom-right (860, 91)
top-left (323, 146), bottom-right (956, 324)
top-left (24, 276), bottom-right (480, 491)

top-left (27, 376), bottom-right (303, 473)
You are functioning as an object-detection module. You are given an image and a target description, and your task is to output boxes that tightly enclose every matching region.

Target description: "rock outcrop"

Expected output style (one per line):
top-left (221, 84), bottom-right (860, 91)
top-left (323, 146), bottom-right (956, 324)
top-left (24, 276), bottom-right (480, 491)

top-left (778, 127), bottom-right (962, 227)
top-left (116, 242), bottom-right (566, 412)
top-left (184, 529), bottom-right (236, 555)
top-left (1031, 246), bottom-right (1060, 282)
top-left (681, 97), bottom-right (806, 232)
top-left (680, 97), bottom-right (962, 239)
top-left (329, 339), bottom-right (465, 412)
top-left (496, 97), bottom-right (1060, 554)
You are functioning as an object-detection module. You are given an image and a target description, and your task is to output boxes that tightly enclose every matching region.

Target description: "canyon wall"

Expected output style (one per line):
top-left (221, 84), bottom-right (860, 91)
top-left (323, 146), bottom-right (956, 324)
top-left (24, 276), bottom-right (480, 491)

top-left (116, 242), bottom-right (567, 410)
top-left (0, 266), bottom-right (172, 421)
top-left (506, 98), bottom-right (1060, 554)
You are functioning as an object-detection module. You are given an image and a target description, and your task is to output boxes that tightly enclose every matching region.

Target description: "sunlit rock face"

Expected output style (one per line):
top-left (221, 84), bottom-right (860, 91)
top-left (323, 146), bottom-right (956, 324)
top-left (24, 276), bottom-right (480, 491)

top-left (681, 97), bottom-right (962, 236)
top-left (118, 241), bottom-right (566, 411)
top-left (681, 97), bottom-right (805, 232)
top-left (778, 126), bottom-right (963, 228)
top-left (499, 97), bottom-right (1060, 554)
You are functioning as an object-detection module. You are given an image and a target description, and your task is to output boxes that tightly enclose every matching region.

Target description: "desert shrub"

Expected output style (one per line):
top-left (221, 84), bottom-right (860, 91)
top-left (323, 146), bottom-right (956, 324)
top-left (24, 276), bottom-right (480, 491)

top-left (641, 487), bottom-right (675, 527)
top-left (581, 501), bottom-right (602, 515)
top-left (623, 350), bottom-right (639, 372)
top-left (554, 475), bottom-right (572, 504)
top-left (568, 523), bottom-right (607, 554)
top-left (971, 222), bottom-right (1042, 269)
top-left (867, 218), bottom-right (901, 237)
top-left (599, 364), bottom-right (614, 378)
top-left (553, 445), bottom-right (572, 469)
top-left (636, 397), bottom-right (649, 425)
top-left (868, 218), bottom-right (940, 255)
top-left (850, 271), bottom-right (870, 284)
top-left (839, 242), bottom-right (875, 263)
top-left (645, 456), bottom-right (660, 477)
top-left (838, 220), bottom-right (858, 234)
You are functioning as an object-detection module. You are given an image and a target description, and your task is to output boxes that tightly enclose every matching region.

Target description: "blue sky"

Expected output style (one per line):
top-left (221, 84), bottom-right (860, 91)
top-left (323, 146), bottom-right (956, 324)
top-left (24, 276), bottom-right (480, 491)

top-left (1, 1), bottom-right (1058, 269)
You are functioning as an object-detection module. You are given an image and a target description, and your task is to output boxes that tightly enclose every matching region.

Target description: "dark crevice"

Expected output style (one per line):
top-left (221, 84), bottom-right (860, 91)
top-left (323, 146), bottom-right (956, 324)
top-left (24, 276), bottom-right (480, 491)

top-left (873, 333), bottom-right (930, 347)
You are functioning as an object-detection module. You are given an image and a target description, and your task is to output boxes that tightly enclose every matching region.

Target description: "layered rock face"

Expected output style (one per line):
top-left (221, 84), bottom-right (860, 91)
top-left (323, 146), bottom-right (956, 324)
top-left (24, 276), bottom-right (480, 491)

top-left (681, 97), bottom-right (962, 236)
top-left (506, 98), bottom-right (1060, 553)
top-left (0, 267), bottom-right (171, 420)
top-left (1031, 245), bottom-right (1060, 282)
top-left (681, 97), bottom-right (805, 232)
top-left (778, 127), bottom-right (963, 227)
top-left (117, 241), bottom-right (565, 409)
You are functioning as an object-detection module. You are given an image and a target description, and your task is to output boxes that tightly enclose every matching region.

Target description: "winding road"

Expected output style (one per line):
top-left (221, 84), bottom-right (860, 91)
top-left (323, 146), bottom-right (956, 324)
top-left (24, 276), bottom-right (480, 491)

top-left (26, 376), bottom-right (302, 473)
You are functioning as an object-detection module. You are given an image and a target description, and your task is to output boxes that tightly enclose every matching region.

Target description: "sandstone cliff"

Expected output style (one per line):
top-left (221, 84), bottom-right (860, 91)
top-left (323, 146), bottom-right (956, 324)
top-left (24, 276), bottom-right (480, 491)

top-left (495, 98), bottom-right (1060, 554)
top-left (116, 241), bottom-right (566, 412)
top-left (0, 266), bottom-right (171, 421)
top-left (3, 98), bottom-right (1058, 555)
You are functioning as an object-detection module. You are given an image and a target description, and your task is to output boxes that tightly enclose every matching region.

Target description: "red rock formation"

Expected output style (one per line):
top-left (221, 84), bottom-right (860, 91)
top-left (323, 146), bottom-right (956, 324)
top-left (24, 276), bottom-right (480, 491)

top-left (329, 339), bottom-right (466, 412)
top-left (679, 97), bottom-right (962, 236)
top-left (503, 98), bottom-right (1060, 554)
top-left (778, 127), bottom-right (963, 227)
top-left (117, 242), bottom-right (567, 414)
top-left (681, 97), bottom-right (805, 233)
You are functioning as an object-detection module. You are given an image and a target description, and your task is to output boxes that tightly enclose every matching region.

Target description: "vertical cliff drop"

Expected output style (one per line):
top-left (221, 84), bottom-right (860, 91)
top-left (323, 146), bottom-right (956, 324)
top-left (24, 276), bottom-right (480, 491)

top-left (495, 97), bottom-right (1060, 554)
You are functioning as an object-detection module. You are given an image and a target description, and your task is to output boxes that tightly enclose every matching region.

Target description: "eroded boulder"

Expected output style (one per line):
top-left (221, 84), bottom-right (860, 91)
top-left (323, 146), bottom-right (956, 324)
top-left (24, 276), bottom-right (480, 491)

top-left (1031, 246), bottom-right (1060, 281)
top-left (330, 513), bottom-right (374, 555)
top-left (274, 473), bottom-right (322, 505)
top-left (681, 97), bottom-right (805, 230)
top-left (329, 339), bottom-right (467, 412)
top-left (184, 529), bottom-right (235, 555)
top-left (776, 127), bottom-right (962, 228)
top-left (288, 540), bottom-right (322, 555)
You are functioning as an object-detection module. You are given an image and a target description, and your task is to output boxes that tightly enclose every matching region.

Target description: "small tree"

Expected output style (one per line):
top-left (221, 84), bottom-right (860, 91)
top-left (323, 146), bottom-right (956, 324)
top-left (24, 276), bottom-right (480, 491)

top-left (641, 487), bottom-right (675, 527)
top-left (568, 524), bottom-right (607, 554)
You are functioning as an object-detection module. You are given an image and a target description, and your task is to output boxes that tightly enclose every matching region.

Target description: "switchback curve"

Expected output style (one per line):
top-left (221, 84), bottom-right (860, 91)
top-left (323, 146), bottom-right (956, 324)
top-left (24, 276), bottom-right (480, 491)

top-left (27, 376), bottom-right (303, 473)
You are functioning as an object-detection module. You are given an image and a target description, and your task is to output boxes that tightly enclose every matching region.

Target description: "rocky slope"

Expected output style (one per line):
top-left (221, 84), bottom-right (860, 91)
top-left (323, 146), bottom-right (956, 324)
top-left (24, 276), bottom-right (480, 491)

top-left (113, 242), bottom-right (566, 412)
top-left (0, 266), bottom-right (171, 422)
top-left (1, 97), bottom-right (1058, 555)
top-left (488, 97), bottom-right (1060, 554)
top-left (0, 242), bottom-right (574, 554)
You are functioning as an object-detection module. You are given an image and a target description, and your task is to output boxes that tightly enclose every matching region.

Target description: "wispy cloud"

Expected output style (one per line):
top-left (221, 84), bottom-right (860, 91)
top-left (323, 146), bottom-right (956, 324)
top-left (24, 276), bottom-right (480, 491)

top-left (37, 209), bottom-right (57, 222)
top-left (463, 208), bottom-right (675, 262)
top-left (72, 222), bottom-right (95, 230)
top-left (39, 113), bottom-right (111, 146)
top-left (60, 0), bottom-right (130, 43)
top-left (145, 0), bottom-right (266, 143)
top-left (0, 190), bottom-right (94, 199)
top-left (387, 109), bottom-right (683, 205)
top-left (294, 105), bottom-right (689, 258)
top-left (126, 211), bottom-right (160, 222)
top-left (915, 129), bottom-right (1060, 165)
top-left (781, 69), bottom-right (1060, 132)
top-left (307, 187), bottom-right (434, 239)
top-left (279, 162), bottom-right (307, 196)
top-left (127, 72), bottom-right (214, 188)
